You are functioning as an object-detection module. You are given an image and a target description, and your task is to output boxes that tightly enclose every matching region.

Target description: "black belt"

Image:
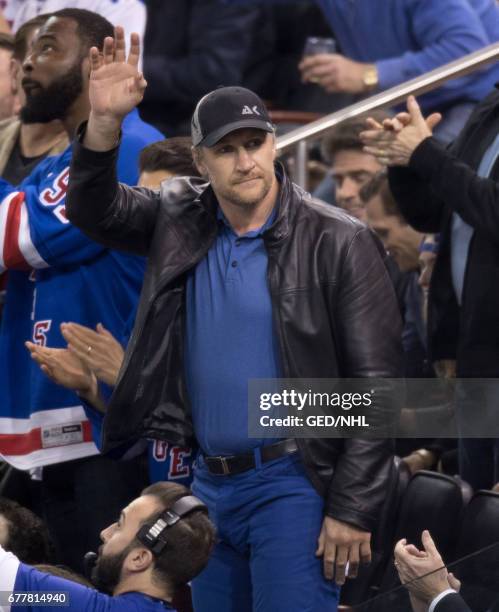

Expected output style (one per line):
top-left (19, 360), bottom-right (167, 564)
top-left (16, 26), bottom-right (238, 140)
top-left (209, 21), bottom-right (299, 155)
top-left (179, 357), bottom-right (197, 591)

top-left (203, 439), bottom-right (298, 476)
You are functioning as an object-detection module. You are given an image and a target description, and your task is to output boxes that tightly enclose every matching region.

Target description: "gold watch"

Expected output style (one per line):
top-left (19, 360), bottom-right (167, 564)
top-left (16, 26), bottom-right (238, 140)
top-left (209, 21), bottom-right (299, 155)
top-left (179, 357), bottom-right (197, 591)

top-left (362, 65), bottom-right (379, 91)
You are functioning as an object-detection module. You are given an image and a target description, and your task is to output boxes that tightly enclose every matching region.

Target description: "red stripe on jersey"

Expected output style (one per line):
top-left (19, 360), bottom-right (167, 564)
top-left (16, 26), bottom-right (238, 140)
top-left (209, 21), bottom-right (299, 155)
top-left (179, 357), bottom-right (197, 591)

top-left (0, 420), bottom-right (94, 455)
top-left (3, 192), bottom-right (30, 270)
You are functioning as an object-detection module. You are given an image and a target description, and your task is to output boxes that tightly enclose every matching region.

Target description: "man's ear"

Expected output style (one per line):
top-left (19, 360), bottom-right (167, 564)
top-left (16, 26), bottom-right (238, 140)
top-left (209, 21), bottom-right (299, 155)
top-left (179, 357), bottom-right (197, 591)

top-left (192, 146), bottom-right (209, 180)
top-left (124, 546), bottom-right (154, 574)
top-left (10, 59), bottom-right (19, 95)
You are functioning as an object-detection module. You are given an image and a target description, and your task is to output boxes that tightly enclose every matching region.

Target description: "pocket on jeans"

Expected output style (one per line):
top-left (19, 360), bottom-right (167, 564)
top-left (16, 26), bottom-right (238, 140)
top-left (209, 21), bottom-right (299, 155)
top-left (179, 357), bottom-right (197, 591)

top-left (259, 453), bottom-right (305, 479)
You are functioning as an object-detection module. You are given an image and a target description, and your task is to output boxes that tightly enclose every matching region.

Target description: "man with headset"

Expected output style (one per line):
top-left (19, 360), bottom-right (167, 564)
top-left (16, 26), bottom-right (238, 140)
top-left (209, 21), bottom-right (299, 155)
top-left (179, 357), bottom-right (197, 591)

top-left (0, 482), bottom-right (215, 612)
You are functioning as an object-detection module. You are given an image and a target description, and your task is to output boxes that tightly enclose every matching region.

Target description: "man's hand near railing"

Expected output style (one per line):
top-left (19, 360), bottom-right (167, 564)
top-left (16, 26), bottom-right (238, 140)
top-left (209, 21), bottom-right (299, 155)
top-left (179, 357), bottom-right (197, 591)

top-left (359, 96), bottom-right (442, 167)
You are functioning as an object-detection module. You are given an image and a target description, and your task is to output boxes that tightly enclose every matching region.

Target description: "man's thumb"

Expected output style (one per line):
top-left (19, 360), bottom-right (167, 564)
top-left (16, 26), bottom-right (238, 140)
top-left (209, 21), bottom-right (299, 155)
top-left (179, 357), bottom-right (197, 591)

top-left (421, 530), bottom-right (440, 557)
top-left (426, 113), bottom-right (442, 131)
top-left (407, 95), bottom-right (424, 124)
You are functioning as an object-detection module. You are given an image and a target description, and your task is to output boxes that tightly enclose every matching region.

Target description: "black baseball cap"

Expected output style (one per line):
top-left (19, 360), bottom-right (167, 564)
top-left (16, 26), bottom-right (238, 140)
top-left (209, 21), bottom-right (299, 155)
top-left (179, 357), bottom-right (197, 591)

top-left (191, 86), bottom-right (275, 147)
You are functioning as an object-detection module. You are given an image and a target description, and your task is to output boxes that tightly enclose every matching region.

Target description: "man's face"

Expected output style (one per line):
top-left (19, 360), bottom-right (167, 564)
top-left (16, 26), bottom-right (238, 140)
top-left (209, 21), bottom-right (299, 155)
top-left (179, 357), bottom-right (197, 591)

top-left (331, 149), bottom-right (382, 221)
top-left (138, 169), bottom-right (176, 190)
top-left (195, 128), bottom-right (276, 209)
top-left (13, 25), bottom-right (42, 109)
top-left (92, 495), bottom-right (161, 594)
top-left (366, 194), bottom-right (423, 272)
top-left (21, 16), bottom-right (85, 123)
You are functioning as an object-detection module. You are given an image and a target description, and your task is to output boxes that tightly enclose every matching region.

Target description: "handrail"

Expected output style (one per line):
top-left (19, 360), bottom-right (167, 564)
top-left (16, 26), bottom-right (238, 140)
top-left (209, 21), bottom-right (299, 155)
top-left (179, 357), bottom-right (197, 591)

top-left (276, 42), bottom-right (499, 153)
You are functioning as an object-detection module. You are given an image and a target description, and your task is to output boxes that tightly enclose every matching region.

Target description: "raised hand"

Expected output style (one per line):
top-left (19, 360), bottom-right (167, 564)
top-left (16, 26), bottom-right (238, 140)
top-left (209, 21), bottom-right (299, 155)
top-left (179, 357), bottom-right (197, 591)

top-left (360, 96), bottom-right (441, 166)
top-left (89, 26), bottom-right (146, 122)
top-left (85, 26), bottom-right (147, 150)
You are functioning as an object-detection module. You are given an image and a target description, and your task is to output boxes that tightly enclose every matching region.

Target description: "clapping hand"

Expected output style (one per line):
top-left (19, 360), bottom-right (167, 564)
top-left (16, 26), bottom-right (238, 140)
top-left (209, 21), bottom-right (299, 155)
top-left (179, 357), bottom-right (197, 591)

top-left (394, 530), bottom-right (456, 604)
top-left (25, 342), bottom-right (96, 396)
top-left (60, 322), bottom-right (124, 387)
top-left (359, 96), bottom-right (442, 166)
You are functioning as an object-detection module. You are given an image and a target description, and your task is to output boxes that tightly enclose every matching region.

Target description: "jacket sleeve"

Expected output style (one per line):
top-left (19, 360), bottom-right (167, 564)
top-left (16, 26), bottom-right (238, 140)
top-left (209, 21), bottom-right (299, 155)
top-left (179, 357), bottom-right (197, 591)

top-left (66, 134), bottom-right (160, 257)
top-left (144, 1), bottom-right (261, 107)
top-left (388, 163), bottom-right (445, 234)
top-left (402, 136), bottom-right (499, 245)
top-left (376, 0), bottom-right (490, 90)
top-left (432, 592), bottom-right (472, 612)
top-left (325, 228), bottom-right (402, 531)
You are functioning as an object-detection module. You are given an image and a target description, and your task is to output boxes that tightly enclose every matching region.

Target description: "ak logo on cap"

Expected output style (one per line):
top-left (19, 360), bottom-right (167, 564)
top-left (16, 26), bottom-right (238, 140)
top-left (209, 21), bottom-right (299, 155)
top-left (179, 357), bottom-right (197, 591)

top-left (242, 105), bottom-right (261, 116)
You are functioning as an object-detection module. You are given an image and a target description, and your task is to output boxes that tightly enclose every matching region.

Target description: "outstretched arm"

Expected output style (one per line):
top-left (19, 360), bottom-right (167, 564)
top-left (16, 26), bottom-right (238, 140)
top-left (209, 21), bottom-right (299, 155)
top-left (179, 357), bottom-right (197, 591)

top-left (66, 27), bottom-right (159, 255)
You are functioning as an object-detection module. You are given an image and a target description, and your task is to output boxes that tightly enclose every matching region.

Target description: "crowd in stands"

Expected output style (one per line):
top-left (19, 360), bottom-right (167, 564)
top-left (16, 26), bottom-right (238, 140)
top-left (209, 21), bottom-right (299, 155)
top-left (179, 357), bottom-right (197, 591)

top-left (0, 1), bottom-right (498, 611)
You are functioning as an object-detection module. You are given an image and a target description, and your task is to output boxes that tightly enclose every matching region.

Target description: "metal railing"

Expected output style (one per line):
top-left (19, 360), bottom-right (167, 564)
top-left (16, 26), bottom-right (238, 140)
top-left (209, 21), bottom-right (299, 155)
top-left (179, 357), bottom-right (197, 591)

top-left (276, 42), bottom-right (499, 187)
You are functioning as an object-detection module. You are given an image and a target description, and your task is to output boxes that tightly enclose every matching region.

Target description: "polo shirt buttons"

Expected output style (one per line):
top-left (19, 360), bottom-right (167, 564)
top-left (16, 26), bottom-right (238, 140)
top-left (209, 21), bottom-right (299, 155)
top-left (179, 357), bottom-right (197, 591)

top-left (231, 261), bottom-right (238, 268)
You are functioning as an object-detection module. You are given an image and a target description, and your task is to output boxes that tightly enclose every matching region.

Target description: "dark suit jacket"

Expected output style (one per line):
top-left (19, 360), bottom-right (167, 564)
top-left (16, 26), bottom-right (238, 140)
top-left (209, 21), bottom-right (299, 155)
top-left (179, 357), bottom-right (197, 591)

top-left (436, 591), bottom-right (499, 612)
top-left (435, 592), bottom-right (472, 612)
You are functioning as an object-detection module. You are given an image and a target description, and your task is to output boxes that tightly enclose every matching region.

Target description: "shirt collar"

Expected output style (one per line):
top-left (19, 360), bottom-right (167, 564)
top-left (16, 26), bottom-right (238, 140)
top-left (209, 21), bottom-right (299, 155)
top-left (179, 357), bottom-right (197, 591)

top-left (216, 188), bottom-right (280, 237)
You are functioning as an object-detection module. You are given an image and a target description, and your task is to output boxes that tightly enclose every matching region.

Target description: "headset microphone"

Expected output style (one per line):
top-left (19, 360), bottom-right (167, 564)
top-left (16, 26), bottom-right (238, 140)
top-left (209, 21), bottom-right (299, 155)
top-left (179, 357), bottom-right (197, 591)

top-left (83, 551), bottom-right (98, 581)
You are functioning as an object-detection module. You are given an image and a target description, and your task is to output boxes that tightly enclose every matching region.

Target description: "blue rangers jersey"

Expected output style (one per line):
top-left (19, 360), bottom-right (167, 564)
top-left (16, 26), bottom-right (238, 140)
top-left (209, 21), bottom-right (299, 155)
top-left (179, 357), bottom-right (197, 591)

top-left (0, 110), bottom-right (163, 470)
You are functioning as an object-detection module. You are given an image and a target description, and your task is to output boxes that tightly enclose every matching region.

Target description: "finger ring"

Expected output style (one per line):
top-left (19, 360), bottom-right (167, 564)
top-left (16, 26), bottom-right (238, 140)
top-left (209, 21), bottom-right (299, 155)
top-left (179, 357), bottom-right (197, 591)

top-left (87, 345), bottom-right (92, 354)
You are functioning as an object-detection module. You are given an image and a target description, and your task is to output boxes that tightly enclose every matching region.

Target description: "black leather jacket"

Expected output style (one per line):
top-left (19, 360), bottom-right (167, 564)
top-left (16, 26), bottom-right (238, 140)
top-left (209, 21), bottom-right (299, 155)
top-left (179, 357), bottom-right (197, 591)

top-left (66, 137), bottom-right (402, 532)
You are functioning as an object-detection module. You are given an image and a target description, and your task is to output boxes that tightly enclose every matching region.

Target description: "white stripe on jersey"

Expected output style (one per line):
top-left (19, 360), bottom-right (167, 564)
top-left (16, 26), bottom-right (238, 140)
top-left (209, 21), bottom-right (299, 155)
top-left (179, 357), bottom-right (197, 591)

top-left (0, 405), bottom-right (88, 434)
top-left (0, 191), bottom-right (16, 272)
top-left (1, 443), bottom-right (99, 471)
top-left (0, 191), bottom-right (49, 273)
top-left (18, 200), bottom-right (49, 269)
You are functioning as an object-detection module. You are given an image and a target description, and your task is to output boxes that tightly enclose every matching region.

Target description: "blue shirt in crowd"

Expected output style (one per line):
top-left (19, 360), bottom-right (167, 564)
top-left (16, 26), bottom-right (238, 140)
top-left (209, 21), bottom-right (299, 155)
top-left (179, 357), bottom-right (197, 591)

top-left (314, 0), bottom-right (499, 112)
top-left (185, 203), bottom-right (281, 456)
top-left (13, 563), bottom-right (175, 612)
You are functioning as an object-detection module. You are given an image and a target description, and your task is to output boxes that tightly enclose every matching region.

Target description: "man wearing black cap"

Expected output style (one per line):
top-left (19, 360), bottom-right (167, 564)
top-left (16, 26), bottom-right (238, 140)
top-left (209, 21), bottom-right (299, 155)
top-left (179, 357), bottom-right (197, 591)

top-left (65, 28), bottom-right (401, 612)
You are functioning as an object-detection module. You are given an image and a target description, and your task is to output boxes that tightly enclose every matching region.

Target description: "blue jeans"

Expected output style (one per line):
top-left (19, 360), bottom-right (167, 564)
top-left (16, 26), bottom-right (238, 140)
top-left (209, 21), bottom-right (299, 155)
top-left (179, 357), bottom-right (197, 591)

top-left (191, 452), bottom-right (340, 612)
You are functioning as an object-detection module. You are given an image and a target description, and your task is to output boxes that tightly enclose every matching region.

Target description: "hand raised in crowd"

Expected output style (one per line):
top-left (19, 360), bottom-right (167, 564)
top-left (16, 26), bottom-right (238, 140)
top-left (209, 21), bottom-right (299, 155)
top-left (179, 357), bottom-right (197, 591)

top-left (316, 516), bottom-right (371, 585)
top-left (25, 342), bottom-right (101, 408)
top-left (86, 26), bottom-right (147, 150)
top-left (394, 530), bottom-right (456, 604)
top-left (298, 53), bottom-right (372, 94)
top-left (60, 322), bottom-right (125, 387)
top-left (359, 96), bottom-right (442, 166)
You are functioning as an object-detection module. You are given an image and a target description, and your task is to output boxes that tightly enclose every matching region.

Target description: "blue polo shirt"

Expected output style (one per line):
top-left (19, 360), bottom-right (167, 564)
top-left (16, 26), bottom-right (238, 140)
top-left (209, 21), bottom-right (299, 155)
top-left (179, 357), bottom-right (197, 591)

top-left (185, 202), bottom-right (281, 456)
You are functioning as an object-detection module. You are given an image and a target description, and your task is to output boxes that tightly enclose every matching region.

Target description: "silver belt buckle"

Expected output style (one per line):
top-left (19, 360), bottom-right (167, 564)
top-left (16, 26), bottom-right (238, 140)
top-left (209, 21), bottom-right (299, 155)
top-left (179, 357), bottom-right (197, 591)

top-left (220, 456), bottom-right (230, 475)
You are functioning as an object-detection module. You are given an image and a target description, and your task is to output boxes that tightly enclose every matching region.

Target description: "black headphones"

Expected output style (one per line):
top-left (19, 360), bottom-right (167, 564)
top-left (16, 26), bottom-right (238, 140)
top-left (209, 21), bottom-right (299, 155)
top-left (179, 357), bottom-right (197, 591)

top-left (136, 495), bottom-right (208, 555)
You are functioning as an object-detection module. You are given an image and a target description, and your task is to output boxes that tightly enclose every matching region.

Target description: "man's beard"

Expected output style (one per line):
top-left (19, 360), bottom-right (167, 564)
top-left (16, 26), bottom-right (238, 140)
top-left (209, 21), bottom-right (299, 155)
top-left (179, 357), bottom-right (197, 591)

top-left (20, 64), bottom-right (83, 124)
top-left (91, 544), bottom-right (134, 595)
top-left (217, 173), bottom-right (273, 209)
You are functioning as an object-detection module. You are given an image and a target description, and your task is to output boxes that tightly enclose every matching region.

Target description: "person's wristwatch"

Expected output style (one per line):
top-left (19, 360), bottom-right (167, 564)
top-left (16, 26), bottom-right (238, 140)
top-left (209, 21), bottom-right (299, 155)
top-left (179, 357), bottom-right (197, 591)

top-left (362, 65), bottom-right (379, 91)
